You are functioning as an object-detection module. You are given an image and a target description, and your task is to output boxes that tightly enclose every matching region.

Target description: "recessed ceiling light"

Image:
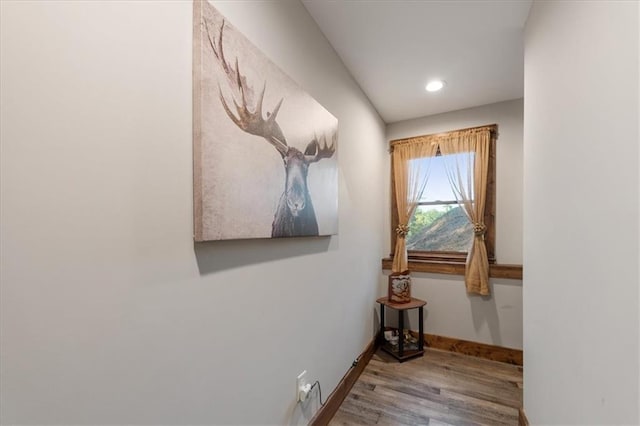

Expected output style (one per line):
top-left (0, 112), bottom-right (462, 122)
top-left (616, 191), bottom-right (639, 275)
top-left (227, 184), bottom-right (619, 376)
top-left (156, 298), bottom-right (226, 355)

top-left (425, 80), bottom-right (445, 92)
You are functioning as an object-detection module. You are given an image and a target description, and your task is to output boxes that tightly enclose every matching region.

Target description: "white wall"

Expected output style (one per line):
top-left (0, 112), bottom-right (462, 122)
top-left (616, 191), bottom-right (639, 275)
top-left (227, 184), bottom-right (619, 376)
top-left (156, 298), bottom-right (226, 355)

top-left (385, 99), bottom-right (524, 349)
top-left (524, 1), bottom-right (639, 424)
top-left (0, 1), bottom-right (386, 424)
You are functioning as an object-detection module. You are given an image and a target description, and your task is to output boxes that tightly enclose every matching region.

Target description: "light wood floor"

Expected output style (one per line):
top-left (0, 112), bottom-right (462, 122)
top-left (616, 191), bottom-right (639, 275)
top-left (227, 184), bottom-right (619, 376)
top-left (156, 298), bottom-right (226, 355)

top-left (329, 347), bottom-right (523, 426)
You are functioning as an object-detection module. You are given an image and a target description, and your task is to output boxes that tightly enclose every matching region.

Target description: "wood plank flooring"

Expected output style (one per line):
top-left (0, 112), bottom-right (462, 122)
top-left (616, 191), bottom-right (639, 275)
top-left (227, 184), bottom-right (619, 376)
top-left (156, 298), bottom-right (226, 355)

top-left (329, 347), bottom-right (523, 425)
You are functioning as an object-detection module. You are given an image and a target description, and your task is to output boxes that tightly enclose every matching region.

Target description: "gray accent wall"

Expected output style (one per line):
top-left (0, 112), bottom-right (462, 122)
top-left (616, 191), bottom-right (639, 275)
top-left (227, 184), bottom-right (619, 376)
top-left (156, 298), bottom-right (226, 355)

top-left (524, 1), bottom-right (639, 423)
top-left (0, 1), bottom-right (386, 424)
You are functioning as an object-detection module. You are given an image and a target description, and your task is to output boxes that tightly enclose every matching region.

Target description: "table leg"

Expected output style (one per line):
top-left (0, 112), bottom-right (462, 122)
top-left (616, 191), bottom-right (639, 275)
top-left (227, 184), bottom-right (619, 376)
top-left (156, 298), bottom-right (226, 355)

top-left (418, 306), bottom-right (424, 351)
top-left (379, 303), bottom-right (385, 345)
top-left (398, 308), bottom-right (404, 357)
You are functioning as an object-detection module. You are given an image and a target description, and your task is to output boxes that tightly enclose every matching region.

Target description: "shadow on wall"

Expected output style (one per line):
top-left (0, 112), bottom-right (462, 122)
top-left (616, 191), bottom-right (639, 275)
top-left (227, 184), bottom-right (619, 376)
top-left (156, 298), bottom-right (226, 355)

top-left (373, 305), bottom-right (381, 339)
top-left (289, 385), bottom-right (322, 426)
top-left (194, 236), bottom-right (333, 275)
top-left (468, 279), bottom-right (521, 347)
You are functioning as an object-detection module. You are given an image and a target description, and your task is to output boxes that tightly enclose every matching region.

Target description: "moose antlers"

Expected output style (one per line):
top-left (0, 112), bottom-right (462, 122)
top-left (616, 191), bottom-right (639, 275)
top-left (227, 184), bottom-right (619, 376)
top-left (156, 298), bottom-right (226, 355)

top-left (305, 133), bottom-right (337, 163)
top-left (204, 17), bottom-right (336, 163)
top-left (204, 19), bottom-right (289, 158)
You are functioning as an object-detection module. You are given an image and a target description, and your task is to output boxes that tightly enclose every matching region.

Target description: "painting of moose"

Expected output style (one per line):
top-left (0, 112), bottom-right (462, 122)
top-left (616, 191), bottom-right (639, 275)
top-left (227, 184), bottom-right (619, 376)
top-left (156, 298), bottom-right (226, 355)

top-left (193, 0), bottom-right (338, 241)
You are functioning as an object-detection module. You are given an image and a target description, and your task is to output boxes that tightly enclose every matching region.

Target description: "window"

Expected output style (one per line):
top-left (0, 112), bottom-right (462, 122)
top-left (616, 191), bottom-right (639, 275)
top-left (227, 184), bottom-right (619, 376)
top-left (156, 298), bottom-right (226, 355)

top-left (390, 126), bottom-right (496, 264)
top-left (406, 152), bottom-right (474, 252)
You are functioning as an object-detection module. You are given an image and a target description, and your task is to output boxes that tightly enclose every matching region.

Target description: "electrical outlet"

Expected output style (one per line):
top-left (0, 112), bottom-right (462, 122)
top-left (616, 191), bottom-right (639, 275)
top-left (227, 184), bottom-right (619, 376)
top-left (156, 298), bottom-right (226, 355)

top-left (297, 370), bottom-right (308, 402)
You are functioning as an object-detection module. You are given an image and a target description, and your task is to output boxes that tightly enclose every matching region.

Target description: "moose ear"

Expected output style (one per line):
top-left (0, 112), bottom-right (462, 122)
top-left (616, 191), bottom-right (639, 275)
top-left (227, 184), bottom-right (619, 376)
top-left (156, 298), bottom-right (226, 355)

top-left (304, 140), bottom-right (318, 156)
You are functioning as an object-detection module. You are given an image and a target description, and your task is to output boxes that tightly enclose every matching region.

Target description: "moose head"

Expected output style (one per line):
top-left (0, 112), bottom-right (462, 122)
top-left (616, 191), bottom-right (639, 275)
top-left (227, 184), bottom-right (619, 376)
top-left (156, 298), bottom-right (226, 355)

top-left (205, 19), bottom-right (336, 238)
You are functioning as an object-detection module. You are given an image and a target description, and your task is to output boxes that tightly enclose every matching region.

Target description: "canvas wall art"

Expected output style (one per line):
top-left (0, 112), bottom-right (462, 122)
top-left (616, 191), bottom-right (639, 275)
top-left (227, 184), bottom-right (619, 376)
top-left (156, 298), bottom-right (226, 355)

top-left (193, 0), bottom-right (339, 242)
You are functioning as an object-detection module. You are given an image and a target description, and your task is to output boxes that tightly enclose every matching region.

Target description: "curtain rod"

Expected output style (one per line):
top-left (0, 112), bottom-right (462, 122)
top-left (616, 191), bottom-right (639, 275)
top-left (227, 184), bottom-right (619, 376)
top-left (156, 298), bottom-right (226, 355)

top-left (389, 123), bottom-right (498, 147)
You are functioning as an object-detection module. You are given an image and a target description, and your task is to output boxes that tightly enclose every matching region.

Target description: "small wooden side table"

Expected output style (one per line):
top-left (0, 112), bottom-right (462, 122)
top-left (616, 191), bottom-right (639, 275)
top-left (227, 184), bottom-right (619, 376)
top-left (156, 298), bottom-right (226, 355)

top-left (377, 296), bottom-right (427, 362)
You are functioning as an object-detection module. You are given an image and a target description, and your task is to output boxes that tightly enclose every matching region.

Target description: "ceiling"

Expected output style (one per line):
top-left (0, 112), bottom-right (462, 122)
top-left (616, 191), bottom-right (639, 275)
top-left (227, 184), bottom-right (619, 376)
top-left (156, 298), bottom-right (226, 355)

top-left (303, 1), bottom-right (532, 124)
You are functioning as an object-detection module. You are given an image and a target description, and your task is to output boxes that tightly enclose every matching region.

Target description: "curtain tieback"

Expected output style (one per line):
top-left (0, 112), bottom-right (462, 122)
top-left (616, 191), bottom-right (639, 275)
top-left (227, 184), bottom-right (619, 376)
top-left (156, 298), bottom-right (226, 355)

top-left (473, 222), bottom-right (487, 236)
top-left (395, 223), bottom-right (409, 238)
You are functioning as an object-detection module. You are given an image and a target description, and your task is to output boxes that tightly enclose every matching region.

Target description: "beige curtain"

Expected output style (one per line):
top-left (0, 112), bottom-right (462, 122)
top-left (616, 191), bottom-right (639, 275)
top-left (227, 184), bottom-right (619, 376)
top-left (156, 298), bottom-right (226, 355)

top-left (439, 129), bottom-right (491, 295)
top-left (391, 140), bottom-right (438, 272)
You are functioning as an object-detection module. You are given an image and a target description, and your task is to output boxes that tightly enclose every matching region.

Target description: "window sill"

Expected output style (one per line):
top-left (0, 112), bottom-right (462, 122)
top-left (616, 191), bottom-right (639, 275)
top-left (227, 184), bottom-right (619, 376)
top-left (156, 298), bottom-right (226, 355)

top-left (381, 257), bottom-right (523, 280)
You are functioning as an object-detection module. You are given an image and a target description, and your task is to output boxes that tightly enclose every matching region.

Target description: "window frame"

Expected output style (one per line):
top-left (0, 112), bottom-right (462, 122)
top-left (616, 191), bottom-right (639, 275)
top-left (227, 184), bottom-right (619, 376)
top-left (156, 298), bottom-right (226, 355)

top-left (389, 125), bottom-right (497, 265)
